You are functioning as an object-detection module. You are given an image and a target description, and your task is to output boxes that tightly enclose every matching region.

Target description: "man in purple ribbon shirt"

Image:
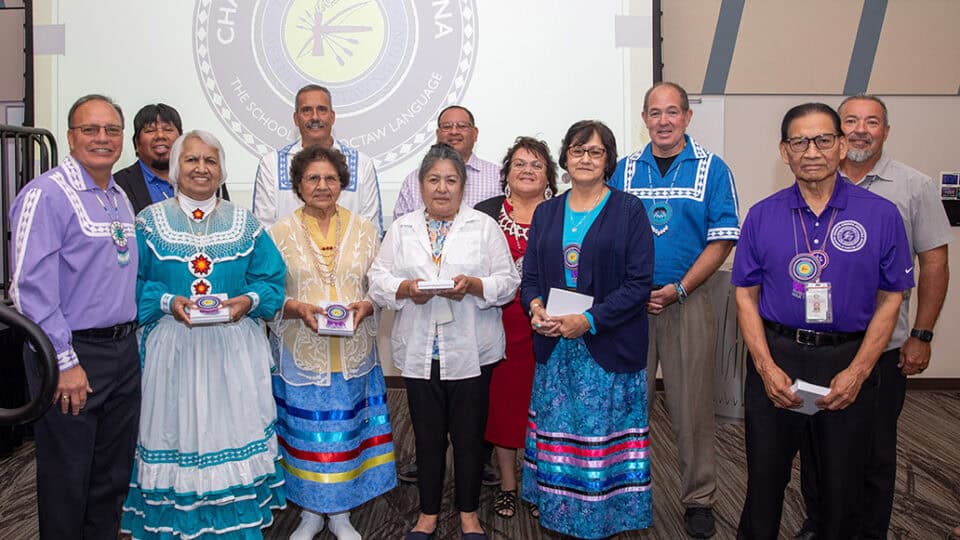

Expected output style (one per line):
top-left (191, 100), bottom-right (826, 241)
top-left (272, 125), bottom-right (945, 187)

top-left (9, 94), bottom-right (140, 540)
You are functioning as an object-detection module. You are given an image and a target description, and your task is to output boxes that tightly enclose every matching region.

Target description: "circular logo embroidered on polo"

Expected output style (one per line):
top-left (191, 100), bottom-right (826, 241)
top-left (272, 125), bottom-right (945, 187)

top-left (830, 220), bottom-right (867, 253)
top-left (193, 0), bottom-right (478, 171)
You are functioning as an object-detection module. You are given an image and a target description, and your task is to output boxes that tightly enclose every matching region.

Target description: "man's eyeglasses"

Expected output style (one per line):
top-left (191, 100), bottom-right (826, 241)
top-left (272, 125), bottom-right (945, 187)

top-left (438, 122), bottom-right (474, 132)
top-left (783, 133), bottom-right (841, 153)
top-left (568, 146), bottom-right (606, 159)
top-left (70, 124), bottom-right (123, 138)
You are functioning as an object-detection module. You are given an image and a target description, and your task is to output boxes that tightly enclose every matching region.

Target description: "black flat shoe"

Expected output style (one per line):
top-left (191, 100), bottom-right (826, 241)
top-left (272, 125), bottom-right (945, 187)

top-left (462, 530), bottom-right (488, 540)
top-left (405, 530), bottom-right (434, 539)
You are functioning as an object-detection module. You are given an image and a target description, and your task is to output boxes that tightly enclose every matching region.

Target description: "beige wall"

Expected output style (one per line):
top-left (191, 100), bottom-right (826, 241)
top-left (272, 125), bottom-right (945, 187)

top-left (661, 0), bottom-right (960, 377)
top-left (664, 0), bottom-right (960, 95)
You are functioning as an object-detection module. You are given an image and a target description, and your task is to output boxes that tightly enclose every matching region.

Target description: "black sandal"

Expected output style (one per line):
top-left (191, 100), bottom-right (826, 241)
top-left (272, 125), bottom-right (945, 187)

top-left (493, 489), bottom-right (517, 518)
top-left (526, 502), bottom-right (540, 519)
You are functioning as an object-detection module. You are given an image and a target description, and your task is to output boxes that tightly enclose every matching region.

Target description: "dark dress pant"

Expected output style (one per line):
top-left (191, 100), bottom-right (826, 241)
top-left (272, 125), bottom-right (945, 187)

top-left (24, 330), bottom-right (141, 540)
top-left (405, 360), bottom-right (493, 514)
top-left (799, 347), bottom-right (903, 538)
top-left (737, 328), bottom-right (877, 540)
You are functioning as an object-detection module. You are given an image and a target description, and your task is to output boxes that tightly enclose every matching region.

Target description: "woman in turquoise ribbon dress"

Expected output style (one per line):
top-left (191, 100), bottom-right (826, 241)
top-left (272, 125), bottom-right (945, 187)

top-left (122, 130), bottom-right (287, 539)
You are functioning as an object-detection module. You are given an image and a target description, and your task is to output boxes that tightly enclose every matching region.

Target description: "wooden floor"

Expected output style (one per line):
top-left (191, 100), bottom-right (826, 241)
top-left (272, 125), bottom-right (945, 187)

top-left (1, 390), bottom-right (958, 539)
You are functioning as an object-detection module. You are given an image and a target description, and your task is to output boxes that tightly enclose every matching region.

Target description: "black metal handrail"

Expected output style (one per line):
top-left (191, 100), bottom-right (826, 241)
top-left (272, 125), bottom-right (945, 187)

top-left (0, 302), bottom-right (58, 425)
top-left (0, 125), bottom-right (57, 191)
top-left (1, 124), bottom-right (58, 301)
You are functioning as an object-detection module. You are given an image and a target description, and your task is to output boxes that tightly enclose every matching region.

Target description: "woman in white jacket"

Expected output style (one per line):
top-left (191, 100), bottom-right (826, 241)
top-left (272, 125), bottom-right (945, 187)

top-left (368, 143), bottom-right (519, 540)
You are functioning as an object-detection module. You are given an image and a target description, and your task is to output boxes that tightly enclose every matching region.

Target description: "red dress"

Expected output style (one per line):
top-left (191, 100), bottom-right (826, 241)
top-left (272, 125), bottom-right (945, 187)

top-left (485, 199), bottom-right (537, 449)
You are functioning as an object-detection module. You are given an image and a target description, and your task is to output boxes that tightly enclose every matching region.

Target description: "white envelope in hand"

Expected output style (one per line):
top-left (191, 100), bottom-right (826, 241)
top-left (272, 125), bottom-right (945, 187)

top-left (789, 379), bottom-right (831, 416)
top-left (545, 287), bottom-right (594, 316)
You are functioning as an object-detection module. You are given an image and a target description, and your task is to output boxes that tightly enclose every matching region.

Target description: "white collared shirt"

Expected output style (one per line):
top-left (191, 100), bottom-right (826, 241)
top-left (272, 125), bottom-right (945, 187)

top-left (367, 206), bottom-right (520, 380)
top-left (252, 138), bottom-right (383, 233)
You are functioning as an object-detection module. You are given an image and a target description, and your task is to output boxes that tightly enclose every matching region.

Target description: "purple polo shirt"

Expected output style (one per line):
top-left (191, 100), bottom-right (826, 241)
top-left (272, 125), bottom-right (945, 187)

top-left (9, 156), bottom-right (138, 371)
top-left (732, 178), bottom-right (912, 332)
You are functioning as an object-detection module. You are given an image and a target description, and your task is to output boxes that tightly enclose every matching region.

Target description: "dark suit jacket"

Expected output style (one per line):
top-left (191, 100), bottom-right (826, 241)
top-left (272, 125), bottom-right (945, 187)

top-left (520, 188), bottom-right (655, 373)
top-left (114, 161), bottom-right (230, 215)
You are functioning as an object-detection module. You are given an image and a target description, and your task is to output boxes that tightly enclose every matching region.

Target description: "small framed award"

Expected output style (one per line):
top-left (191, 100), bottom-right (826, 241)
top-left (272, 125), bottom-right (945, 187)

top-left (188, 293), bottom-right (231, 324)
top-left (317, 302), bottom-right (356, 336)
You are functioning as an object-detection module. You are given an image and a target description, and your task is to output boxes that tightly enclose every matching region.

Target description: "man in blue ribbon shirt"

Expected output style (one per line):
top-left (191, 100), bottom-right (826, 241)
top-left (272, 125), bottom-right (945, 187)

top-left (609, 81), bottom-right (740, 538)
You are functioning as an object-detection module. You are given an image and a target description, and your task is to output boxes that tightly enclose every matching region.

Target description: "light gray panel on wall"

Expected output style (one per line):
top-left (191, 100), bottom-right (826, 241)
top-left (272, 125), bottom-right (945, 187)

top-left (687, 96), bottom-right (725, 158)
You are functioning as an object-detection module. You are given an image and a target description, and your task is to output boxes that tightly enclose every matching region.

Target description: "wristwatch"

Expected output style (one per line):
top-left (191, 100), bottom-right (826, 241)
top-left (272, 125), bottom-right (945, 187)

top-left (910, 328), bottom-right (934, 343)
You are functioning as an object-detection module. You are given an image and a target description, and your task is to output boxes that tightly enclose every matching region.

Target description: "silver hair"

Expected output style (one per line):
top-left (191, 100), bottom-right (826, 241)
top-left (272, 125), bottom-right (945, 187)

top-left (418, 143), bottom-right (467, 185)
top-left (168, 130), bottom-right (228, 187)
top-left (838, 94), bottom-right (890, 126)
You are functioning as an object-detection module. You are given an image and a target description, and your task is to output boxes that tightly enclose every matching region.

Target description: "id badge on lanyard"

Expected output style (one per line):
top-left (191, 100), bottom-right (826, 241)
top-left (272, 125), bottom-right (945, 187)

top-left (805, 282), bottom-right (832, 324)
top-left (791, 207), bottom-right (838, 324)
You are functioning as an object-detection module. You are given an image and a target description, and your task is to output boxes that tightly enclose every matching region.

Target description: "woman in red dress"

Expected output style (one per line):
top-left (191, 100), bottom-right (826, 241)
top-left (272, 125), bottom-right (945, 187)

top-left (474, 136), bottom-right (559, 519)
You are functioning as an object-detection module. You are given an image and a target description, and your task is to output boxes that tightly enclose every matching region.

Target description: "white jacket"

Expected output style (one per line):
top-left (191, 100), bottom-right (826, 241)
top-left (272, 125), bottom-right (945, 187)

top-left (367, 206), bottom-right (520, 380)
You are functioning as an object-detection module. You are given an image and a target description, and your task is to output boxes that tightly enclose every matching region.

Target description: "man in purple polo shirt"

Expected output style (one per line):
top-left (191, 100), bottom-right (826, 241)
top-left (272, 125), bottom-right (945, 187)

top-left (9, 94), bottom-right (140, 540)
top-left (732, 103), bottom-right (913, 540)
top-left (796, 96), bottom-right (953, 540)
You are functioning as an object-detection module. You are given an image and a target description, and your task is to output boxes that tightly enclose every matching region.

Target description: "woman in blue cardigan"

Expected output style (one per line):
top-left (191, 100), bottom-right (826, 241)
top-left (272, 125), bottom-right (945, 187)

top-left (520, 120), bottom-right (655, 539)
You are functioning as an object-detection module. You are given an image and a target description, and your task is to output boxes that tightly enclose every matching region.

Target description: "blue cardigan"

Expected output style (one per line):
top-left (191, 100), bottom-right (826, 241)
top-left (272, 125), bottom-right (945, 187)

top-left (521, 188), bottom-right (654, 373)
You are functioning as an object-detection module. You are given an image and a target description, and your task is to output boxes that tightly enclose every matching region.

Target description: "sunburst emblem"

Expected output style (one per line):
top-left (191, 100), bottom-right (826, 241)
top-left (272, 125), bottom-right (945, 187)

top-left (192, 208), bottom-right (205, 220)
top-left (190, 253), bottom-right (213, 277)
top-left (192, 278), bottom-right (212, 295)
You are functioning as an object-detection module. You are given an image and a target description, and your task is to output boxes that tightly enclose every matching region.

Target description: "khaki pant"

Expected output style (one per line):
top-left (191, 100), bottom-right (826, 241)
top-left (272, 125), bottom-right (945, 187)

top-left (647, 287), bottom-right (717, 507)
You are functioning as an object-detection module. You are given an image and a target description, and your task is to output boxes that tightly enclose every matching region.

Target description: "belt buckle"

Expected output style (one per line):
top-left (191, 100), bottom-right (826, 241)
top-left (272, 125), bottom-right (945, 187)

top-left (795, 329), bottom-right (817, 346)
top-left (112, 322), bottom-right (130, 340)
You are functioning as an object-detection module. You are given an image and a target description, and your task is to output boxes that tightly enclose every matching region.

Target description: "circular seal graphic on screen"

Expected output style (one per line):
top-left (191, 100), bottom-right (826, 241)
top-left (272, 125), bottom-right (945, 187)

top-left (830, 220), bottom-right (867, 253)
top-left (193, 0), bottom-right (479, 170)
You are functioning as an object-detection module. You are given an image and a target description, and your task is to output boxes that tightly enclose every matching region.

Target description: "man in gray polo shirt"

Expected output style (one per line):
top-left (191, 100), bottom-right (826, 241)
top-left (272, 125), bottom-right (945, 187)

top-left (796, 95), bottom-right (952, 540)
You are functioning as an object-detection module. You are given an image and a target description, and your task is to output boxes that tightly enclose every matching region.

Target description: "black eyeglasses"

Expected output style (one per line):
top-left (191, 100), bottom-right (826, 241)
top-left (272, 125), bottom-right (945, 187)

top-left (783, 133), bottom-right (841, 153)
top-left (568, 146), bottom-right (606, 159)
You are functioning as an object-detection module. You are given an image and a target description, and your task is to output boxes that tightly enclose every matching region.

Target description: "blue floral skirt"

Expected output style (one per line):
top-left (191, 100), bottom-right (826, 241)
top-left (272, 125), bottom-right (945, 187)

top-left (272, 366), bottom-right (396, 514)
top-left (521, 338), bottom-right (652, 539)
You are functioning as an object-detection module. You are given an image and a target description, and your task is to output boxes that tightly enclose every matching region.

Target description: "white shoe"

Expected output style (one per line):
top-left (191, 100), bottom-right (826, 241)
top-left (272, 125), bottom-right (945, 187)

top-left (327, 511), bottom-right (362, 540)
top-left (289, 510), bottom-right (324, 540)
